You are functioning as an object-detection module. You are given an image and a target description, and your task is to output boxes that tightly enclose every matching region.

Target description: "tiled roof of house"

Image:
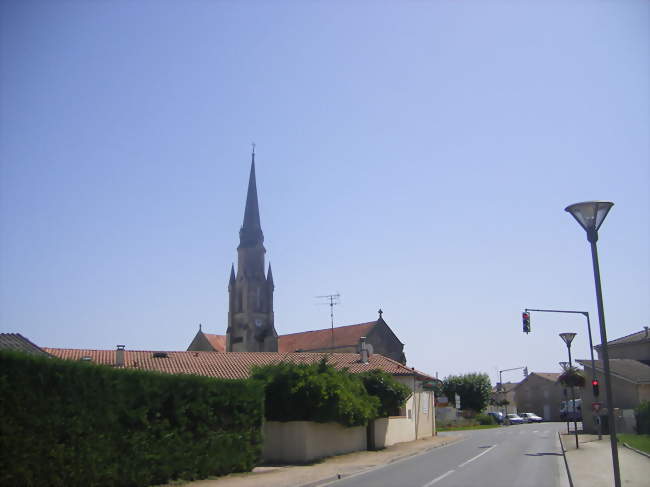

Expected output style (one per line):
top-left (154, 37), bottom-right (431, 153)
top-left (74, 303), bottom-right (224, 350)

top-left (577, 359), bottom-right (650, 384)
top-left (0, 333), bottom-right (51, 356)
top-left (278, 322), bottom-right (377, 353)
top-left (203, 334), bottom-right (226, 352)
top-left (43, 348), bottom-right (434, 381)
top-left (595, 328), bottom-right (650, 349)
top-left (533, 372), bottom-right (562, 382)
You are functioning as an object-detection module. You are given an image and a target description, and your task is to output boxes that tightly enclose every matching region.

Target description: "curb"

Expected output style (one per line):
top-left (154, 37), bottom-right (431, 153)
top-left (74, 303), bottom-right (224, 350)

top-left (558, 432), bottom-right (574, 487)
top-left (622, 442), bottom-right (650, 459)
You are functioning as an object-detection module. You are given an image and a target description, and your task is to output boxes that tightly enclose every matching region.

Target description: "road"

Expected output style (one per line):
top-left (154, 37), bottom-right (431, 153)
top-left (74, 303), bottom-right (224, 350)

top-left (325, 422), bottom-right (569, 487)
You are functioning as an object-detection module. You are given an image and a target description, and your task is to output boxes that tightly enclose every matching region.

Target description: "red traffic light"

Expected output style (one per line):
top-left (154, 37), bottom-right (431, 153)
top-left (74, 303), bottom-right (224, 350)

top-left (523, 312), bottom-right (530, 319)
top-left (592, 379), bottom-right (599, 386)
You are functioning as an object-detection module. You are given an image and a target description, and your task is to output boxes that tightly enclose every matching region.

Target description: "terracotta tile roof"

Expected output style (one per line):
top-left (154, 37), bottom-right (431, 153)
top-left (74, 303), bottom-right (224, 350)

top-left (203, 334), bottom-right (226, 352)
top-left (0, 333), bottom-right (51, 356)
top-left (43, 348), bottom-right (434, 381)
top-left (595, 328), bottom-right (650, 349)
top-left (577, 359), bottom-right (650, 384)
top-left (278, 322), bottom-right (377, 353)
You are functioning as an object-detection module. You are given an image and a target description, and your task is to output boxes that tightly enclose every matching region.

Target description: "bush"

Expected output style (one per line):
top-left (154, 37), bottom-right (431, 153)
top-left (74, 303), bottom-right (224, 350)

top-left (0, 350), bottom-right (264, 487)
top-left (251, 359), bottom-right (379, 427)
top-left (558, 367), bottom-right (586, 388)
top-left (357, 369), bottom-right (411, 417)
top-left (635, 401), bottom-right (650, 434)
top-left (475, 413), bottom-right (496, 425)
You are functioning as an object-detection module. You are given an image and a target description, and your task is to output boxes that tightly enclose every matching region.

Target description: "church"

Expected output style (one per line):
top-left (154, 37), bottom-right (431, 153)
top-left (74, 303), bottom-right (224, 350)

top-left (188, 151), bottom-right (406, 364)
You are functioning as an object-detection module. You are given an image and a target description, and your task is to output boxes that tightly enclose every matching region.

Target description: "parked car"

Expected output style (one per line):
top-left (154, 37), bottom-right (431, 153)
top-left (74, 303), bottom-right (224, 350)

top-left (504, 413), bottom-right (525, 425)
top-left (487, 412), bottom-right (504, 424)
top-left (520, 412), bottom-right (543, 423)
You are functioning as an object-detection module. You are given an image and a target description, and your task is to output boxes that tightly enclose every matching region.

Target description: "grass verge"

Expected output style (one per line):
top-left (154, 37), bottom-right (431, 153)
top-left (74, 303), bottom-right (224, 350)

top-left (618, 433), bottom-right (650, 454)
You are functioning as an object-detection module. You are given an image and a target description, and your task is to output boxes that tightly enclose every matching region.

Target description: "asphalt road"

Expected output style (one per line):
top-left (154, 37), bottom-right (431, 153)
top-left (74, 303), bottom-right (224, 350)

top-left (325, 422), bottom-right (569, 487)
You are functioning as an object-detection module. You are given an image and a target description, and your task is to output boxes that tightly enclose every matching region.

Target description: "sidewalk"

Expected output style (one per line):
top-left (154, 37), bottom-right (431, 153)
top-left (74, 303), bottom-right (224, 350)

top-left (178, 434), bottom-right (462, 487)
top-left (560, 433), bottom-right (650, 487)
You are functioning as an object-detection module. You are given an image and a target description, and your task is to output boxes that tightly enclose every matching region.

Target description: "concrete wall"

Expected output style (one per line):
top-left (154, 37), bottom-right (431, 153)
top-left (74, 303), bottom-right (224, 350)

top-left (394, 376), bottom-right (435, 439)
top-left (580, 365), bottom-right (648, 434)
top-left (262, 421), bottom-right (366, 463)
top-left (373, 417), bottom-right (414, 448)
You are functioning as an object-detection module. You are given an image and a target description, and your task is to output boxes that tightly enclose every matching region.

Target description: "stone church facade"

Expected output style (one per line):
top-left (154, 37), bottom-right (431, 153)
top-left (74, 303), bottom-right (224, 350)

top-left (188, 150), bottom-right (405, 363)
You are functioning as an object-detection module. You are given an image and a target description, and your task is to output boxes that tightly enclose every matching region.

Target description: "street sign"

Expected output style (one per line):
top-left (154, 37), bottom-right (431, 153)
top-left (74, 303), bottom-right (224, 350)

top-left (592, 402), bottom-right (602, 414)
top-left (455, 393), bottom-right (461, 409)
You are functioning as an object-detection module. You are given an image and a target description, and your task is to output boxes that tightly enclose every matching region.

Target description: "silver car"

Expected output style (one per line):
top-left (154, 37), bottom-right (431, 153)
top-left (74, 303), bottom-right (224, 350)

top-left (520, 412), bottom-right (543, 423)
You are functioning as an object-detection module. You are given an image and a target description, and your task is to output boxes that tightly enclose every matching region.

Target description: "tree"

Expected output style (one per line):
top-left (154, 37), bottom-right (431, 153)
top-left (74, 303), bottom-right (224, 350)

top-left (442, 372), bottom-right (492, 412)
top-left (558, 366), bottom-right (586, 388)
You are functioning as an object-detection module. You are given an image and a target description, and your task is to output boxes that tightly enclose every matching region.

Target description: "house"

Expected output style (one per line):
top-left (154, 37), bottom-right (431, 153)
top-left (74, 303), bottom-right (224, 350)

top-left (488, 381), bottom-right (519, 414)
top-left (44, 344), bottom-right (435, 457)
top-left (0, 333), bottom-right (51, 357)
top-left (577, 327), bottom-right (650, 434)
top-left (188, 312), bottom-right (406, 364)
top-left (512, 372), bottom-right (573, 421)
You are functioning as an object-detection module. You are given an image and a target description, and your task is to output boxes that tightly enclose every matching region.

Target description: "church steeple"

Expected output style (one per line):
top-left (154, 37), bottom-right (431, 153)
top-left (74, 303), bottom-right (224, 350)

top-left (227, 148), bottom-right (278, 353)
top-left (239, 150), bottom-right (264, 248)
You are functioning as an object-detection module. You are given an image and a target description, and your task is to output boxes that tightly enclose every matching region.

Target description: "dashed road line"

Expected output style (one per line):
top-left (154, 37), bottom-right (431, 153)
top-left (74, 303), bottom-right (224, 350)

top-left (458, 444), bottom-right (497, 468)
top-left (422, 470), bottom-right (455, 486)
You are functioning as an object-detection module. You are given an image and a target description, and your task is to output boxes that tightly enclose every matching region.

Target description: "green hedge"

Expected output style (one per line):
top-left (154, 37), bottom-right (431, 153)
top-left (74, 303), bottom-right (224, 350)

top-left (0, 350), bottom-right (264, 487)
top-left (251, 359), bottom-right (380, 427)
top-left (357, 369), bottom-right (411, 417)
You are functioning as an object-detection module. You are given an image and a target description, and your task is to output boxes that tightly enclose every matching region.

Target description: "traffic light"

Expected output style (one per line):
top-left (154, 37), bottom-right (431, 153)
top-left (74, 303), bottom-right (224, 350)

top-left (592, 379), bottom-right (600, 397)
top-left (522, 312), bottom-right (531, 333)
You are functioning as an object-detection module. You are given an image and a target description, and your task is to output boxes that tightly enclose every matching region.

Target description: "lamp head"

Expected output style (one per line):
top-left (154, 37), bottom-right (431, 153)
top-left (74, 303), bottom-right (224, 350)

top-left (559, 361), bottom-right (569, 371)
top-left (559, 332), bottom-right (577, 347)
top-left (565, 201), bottom-right (613, 241)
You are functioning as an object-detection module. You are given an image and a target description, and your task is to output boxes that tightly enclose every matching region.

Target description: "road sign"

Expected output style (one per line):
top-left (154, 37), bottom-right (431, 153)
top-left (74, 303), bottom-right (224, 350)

top-left (455, 393), bottom-right (461, 409)
top-left (592, 402), bottom-right (602, 414)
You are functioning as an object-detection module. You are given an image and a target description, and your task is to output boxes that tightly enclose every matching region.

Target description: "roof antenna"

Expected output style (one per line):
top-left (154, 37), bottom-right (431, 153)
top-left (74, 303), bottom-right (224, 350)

top-left (316, 293), bottom-right (341, 350)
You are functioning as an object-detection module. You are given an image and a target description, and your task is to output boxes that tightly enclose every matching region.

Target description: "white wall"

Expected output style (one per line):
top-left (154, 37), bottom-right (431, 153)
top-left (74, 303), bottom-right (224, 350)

top-left (262, 421), bottom-right (366, 463)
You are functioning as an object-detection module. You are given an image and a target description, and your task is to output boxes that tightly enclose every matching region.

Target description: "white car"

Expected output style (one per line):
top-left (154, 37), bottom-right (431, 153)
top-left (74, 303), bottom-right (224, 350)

top-left (504, 413), bottom-right (525, 425)
top-left (520, 412), bottom-right (543, 423)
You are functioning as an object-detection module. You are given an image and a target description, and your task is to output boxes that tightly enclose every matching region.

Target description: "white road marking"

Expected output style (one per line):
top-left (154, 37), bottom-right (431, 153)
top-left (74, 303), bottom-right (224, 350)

top-left (457, 444), bottom-right (497, 468)
top-left (422, 470), bottom-right (455, 486)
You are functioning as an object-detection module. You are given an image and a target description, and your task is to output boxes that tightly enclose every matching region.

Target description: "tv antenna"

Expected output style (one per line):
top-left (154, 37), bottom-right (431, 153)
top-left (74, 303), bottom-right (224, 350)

top-left (316, 293), bottom-right (340, 350)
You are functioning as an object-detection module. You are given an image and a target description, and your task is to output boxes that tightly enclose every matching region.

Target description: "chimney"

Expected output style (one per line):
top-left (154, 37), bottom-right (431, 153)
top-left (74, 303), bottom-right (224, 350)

top-left (116, 345), bottom-right (125, 367)
top-left (359, 336), bottom-right (369, 364)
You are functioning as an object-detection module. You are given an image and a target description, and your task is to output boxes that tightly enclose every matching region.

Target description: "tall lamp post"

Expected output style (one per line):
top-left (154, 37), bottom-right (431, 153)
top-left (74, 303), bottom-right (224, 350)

top-left (559, 332), bottom-right (579, 449)
top-left (559, 361), bottom-right (570, 434)
top-left (565, 200), bottom-right (620, 487)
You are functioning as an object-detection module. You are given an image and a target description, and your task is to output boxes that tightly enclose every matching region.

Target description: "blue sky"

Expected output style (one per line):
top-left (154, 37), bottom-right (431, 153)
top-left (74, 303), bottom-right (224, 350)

top-left (1, 0), bottom-right (648, 384)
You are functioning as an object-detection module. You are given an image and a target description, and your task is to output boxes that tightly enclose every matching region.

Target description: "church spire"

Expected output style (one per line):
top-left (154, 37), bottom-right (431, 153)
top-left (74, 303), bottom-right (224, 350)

top-left (267, 262), bottom-right (274, 288)
top-left (239, 149), bottom-right (263, 247)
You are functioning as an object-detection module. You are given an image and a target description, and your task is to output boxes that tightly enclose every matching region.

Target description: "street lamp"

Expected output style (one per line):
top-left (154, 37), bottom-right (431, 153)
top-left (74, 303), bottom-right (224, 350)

top-left (559, 332), bottom-right (579, 449)
top-left (565, 200), bottom-right (620, 487)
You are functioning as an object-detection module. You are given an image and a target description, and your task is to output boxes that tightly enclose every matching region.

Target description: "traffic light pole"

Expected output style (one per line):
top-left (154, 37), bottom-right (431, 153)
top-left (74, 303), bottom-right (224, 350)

top-left (523, 308), bottom-right (597, 389)
top-left (498, 366), bottom-right (527, 416)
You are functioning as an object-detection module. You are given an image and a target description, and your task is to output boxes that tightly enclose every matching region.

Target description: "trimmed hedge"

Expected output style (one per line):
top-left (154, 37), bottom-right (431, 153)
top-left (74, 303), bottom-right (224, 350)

top-left (0, 350), bottom-right (264, 487)
top-left (251, 359), bottom-right (380, 427)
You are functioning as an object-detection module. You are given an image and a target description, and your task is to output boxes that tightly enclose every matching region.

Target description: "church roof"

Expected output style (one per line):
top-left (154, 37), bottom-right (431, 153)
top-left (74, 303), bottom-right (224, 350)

top-left (238, 154), bottom-right (264, 247)
top-left (278, 321), bottom-right (377, 353)
top-left (204, 334), bottom-right (226, 352)
top-left (201, 322), bottom-right (379, 354)
top-left (43, 348), bottom-right (433, 381)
